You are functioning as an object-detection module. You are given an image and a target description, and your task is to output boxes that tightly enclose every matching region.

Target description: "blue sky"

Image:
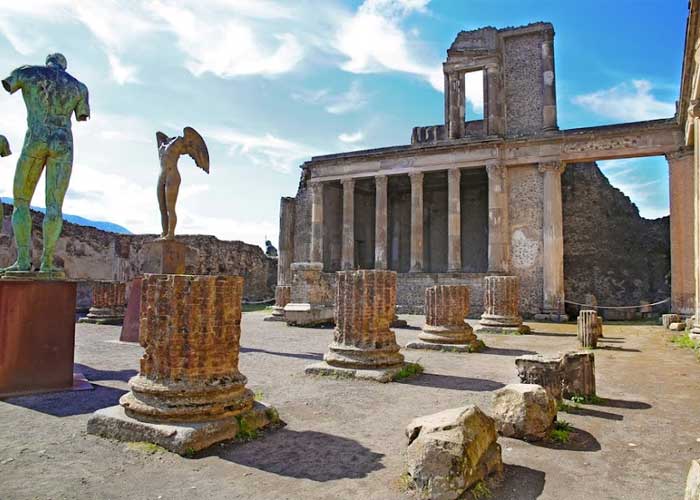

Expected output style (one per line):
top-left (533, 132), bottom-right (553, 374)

top-left (0, 0), bottom-right (687, 246)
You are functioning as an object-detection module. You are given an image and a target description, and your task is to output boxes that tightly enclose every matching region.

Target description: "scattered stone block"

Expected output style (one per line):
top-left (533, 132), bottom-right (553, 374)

top-left (477, 276), bottom-right (530, 334)
top-left (515, 354), bottom-right (563, 401)
top-left (561, 351), bottom-right (596, 399)
top-left (663, 313), bottom-right (681, 329)
top-left (405, 406), bottom-right (503, 500)
top-left (88, 274), bottom-right (280, 454)
top-left (407, 285), bottom-right (482, 352)
top-left (306, 270), bottom-right (407, 382)
top-left (79, 280), bottom-right (126, 325)
top-left (577, 309), bottom-right (600, 348)
top-left (687, 316), bottom-right (696, 331)
top-left (491, 384), bottom-right (557, 441)
top-left (670, 322), bottom-right (686, 332)
top-left (685, 459), bottom-right (700, 500)
top-left (284, 262), bottom-right (335, 326)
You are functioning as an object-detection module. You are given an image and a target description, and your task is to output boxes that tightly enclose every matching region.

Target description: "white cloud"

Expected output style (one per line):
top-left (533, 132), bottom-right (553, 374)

top-left (326, 81), bottom-right (368, 114)
top-left (208, 127), bottom-right (319, 173)
top-left (107, 53), bottom-right (139, 85)
top-left (573, 80), bottom-right (675, 122)
top-left (333, 0), bottom-right (443, 92)
top-left (339, 130), bottom-right (364, 143)
top-left (598, 159), bottom-right (669, 219)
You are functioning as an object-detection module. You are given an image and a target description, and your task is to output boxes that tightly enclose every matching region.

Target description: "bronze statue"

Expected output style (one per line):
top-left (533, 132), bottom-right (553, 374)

top-left (156, 127), bottom-right (209, 240)
top-left (1, 53), bottom-right (89, 276)
top-left (0, 135), bottom-right (10, 157)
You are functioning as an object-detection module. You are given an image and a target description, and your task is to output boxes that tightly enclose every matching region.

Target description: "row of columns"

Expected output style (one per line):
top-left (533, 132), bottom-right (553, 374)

top-left (307, 162), bottom-right (566, 314)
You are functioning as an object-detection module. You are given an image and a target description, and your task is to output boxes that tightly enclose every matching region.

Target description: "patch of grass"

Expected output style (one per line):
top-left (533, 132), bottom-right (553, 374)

top-left (393, 362), bottom-right (424, 381)
top-left (557, 401), bottom-right (575, 412)
top-left (126, 442), bottom-right (166, 454)
top-left (671, 332), bottom-right (697, 350)
top-left (265, 407), bottom-right (281, 425)
top-left (471, 480), bottom-right (492, 499)
top-left (396, 472), bottom-right (415, 492)
top-left (182, 447), bottom-right (196, 458)
top-left (254, 390), bottom-right (264, 401)
top-left (550, 419), bottom-right (573, 444)
top-left (242, 303), bottom-right (273, 313)
top-left (236, 415), bottom-right (260, 441)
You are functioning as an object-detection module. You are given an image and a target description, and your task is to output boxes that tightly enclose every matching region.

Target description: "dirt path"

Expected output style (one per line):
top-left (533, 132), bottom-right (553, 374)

top-left (1, 315), bottom-right (699, 500)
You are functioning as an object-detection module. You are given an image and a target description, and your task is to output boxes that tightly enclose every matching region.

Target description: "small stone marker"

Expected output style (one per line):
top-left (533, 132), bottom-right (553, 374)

top-left (405, 405), bottom-right (503, 500)
top-left (477, 275), bottom-right (530, 334)
top-left (577, 309), bottom-right (600, 348)
top-left (407, 285), bottom-right (482, 352)
top-left (87, 274), bottom-right (280, 454)
top-left (79, 281), bottom-right (126, 325)
top-left (491, 384), bottom-right (557, 441)
top-left (305, 270), bottom-right (407, 382)
top-left (662, 313), bottom-right (681, 329)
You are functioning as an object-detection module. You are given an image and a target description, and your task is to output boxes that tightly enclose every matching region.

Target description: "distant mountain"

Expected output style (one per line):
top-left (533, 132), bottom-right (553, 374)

top-left (1, 197), bottom-right (132, 234)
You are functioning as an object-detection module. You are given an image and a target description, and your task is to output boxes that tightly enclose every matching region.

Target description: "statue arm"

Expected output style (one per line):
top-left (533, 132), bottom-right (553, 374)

top-left (1, 67), bottom-right (24, 94)
top-left (0, 135), bottom-right (10, 157)
top-left (74, 83), bottom-right (90, 121)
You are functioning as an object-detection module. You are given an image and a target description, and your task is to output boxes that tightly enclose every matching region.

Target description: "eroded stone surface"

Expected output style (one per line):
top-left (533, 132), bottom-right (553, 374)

top-left (79, 281), bottom-right (126, 325)
top-left (516, 351), bottom-right (596, 401)
top-left (491, 383), bottom-right (557, 441)
top-left (577, 309), bottom-right (600, 348)
top-left (414, 285), bottom-right (480, 349)
top-left (478, 276), bottom-right (530, 334)
top-left (405, 405), bottom-right (503, 500)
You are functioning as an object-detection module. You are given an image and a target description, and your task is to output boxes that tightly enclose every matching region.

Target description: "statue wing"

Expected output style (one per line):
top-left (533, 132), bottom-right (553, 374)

top-left (156, 131), bottom-right (170, 148)
top-left (183, 126), bottom-right (210, 174)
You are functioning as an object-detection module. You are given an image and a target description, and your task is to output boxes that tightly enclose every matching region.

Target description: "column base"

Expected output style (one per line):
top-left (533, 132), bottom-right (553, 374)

top-left (405, 339), bottom-right (485, 353)
top-left (689, 327), bottom-right (700, 341)
top-left (87, 401), bottom-right (281, 455)
top-left (533, 313), bottom-right (569, 322)
top-left (284, 303), bottom-right (335, 327)
top-left (305, 361), bottom-right (408, 383)
top-left (79, 307), bottom-right (125, 325)
top-left (263, 306), bottom-right (287, 322)
top-left (476, 324), bottom-right (531, 335)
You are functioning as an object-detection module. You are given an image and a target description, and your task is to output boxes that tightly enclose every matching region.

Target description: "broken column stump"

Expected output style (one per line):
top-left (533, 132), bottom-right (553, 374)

top-left (284, 262), bottom-right (335, 326)
top-left (87, 274), bottom-right (280, 454)
top-left (305, 270), bottom-right (407, 382)
top-left (515, 350), bottom-right (597, 402)
top-left (515, 354), bottom-right (564, 401)
top-left (79, 281), bottom-right (127, 325)
top-left (477, 275), bottom-right (530, 334)
top-left (577, 309), bottom-right (600, 348)
top-left (407, 285), bottom-right (483, 352)
top-left (264, 285), bottom-right (291, 322)
top-left (561, 351), bottom-right (596, 399)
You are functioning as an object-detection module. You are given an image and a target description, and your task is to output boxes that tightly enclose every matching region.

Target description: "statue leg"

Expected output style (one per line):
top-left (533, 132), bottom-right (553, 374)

top-left (157, 171), bottom-right (168, 238)
top-left (39, 156), bottom-right (72, 272)
top-left (164, 169), bottom-right (181, 240)
top-left (1, 153), bottom-right (45, 273)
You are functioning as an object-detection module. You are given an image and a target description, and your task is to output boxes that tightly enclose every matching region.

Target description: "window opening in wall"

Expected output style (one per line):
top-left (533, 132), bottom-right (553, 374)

top-left (464, 69), bottom-right (484, 122)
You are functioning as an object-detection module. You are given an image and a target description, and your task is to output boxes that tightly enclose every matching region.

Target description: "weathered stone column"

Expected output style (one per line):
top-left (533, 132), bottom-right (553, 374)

top-left (407, 285), bottom-right (482, 352)
top-left (485, 63), bottom-right (504, 136)
top-left (268, 196), bottom-right (296, 321)
top-left (666, 149), bottom-right (695, 315)
top-left (410, 172), bottom-right (424, 273)
top-left (309, 182), bottom-right (324, 264)
top-left (692, 99), bottom-right (700, 339)
top-left (541, 29), bottom-right (558, 132)
top-left (486, 162), bottom-right (509, 273)
top-left (306, 270), bottom-right (406, 382)
top-left (478, 275), bottom-right (530, 334)
top-left (539, 161), bottom-right (567, 319)
top-left (88, 274), bottom-right (280, 454)
top-left (447, 168), bottom-right (462, 272)
top-left (577, 310), bottom-right (600, 348)
top-left (374, 175), bottom-right (388, 270)
top-left (79, 281), bottom-right (127, 325)
top-left (341, 178), bottom-right (355, 270)
top-left (445, 72), bottom-right (465, 140)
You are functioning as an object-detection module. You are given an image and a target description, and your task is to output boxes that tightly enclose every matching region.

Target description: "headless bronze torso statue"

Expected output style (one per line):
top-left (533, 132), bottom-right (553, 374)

top-left (156, 127), bottom-right (209, 240)
top-left (1, 53), bottom-right (89, 275)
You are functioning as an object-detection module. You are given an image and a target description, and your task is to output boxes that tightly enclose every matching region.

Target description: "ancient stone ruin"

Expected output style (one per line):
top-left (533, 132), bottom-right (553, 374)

top-left (491, 383), bottom-right (557, 441)
top-left (87, 274), bottom-right (280, 453)
top-left (305, 270), bottom-right (406, 382)
top-left (478, 275), bottom-right (530, 334)
top-left (516, 351), bottom-right (596, 401)
top-left (407, 284), bottom-right (482, 352)
top-left (577, 309), bottom-right (601, 348)
top-left (78, 280), bottom-right (126, 325)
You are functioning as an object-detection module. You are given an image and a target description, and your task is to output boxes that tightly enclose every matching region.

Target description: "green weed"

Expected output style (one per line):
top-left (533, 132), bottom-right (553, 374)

top-left (471, 480), bottom-right (492, 499)
top-left (393, 362), bottom-right (424, 381)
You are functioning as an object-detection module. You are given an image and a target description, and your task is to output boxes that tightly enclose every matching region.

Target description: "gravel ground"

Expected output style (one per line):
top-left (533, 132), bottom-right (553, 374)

top-left (1, 313), bottom-right (699, 500)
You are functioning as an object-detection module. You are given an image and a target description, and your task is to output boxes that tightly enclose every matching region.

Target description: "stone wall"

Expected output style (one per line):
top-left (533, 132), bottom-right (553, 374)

top-left (0, 203), bottom-right (277, 307)
top-left (562, 163), bottom-right (670, 319)
top-left (504, 31), bottom-right (544, 137)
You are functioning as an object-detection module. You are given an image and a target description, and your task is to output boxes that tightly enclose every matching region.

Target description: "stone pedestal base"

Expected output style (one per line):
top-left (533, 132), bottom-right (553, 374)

top-left (87, 401), bottom-right (280, 455)
top-left (477, 324), bottom-right (531, 335)
top-left (79, 307), bottom-right (125, 325)
top-left (533, 313), bottom-right (569, 322)
top-left (142, 239), bottom-right (187, 274)
top-left (284, 303), bottom-right (335, 326)
top-left (265, 285), bottom-right (291, 322)
top-left (305, 361), bottom-right (407, 383)
top-left (689, 327), bottom-right (700, 341)
top-left (408, 324), bottom-right (484, 352)
top-left (0, 279), bottom-right (77, 397)
top-left (405, 340), bottom-right (484, 353)
top-left (1, 270), bottom-right (66, 280)
top-left (119, 277), bottom-right (142, 343)
top-left (263, 306), bottom-right (287, 322)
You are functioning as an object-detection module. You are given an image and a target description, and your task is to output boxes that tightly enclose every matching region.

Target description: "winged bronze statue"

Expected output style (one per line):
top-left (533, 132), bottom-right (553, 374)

top-left (155, 126), bottom-right (210, 240)
top-left (0, 135), bottom-right (10, 157)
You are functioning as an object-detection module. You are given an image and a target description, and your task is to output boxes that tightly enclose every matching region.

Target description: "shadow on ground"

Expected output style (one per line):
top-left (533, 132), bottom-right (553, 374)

top-left (205, 429), bottom-right (385, 482)
top-left (495, 464), bottom-right (546, 500)
top-left (3, 384), bottom-right (126, 417)
top-left (482, 346), bottom-right (538, 357)
top-left (398, 373), bottom-right (505, 391)
top-left (529, 426), bottom-right (601, 452)
top-left (592, 398), bottom-right (652, 410)
top-left (562, 406), bottom-right (623, 421)
top-left (75, 363), bottom-right (137, 383)
top-left (523, 331), bottom-right (577, 338)
top-left (240, 347), bottom-right (323, 362)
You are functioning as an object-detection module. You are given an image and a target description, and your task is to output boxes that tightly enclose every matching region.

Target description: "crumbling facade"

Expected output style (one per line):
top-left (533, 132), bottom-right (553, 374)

top-left (276, 22), bottom-right (686, 319)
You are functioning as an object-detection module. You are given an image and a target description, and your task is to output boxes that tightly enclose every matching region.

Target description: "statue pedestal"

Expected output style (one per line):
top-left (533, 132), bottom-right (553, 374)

top-left (119, 277), bottom-right (142, 343)
top-left (142, 239), bottom-right (187, 274)
top-left (0, 279), bottom-right (88, 397)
